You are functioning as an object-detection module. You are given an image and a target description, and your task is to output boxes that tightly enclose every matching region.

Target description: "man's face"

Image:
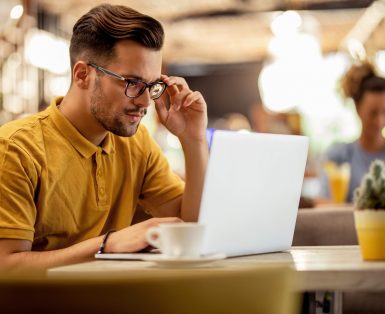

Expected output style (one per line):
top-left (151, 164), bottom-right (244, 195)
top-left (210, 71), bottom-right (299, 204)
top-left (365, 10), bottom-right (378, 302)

top-left (89, 40), bottom-right (162, 137)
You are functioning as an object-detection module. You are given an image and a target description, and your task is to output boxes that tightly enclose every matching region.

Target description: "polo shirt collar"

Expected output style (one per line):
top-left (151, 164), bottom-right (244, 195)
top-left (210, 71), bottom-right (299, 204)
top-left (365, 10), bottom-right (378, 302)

top-left (50, 97), bottom-right (115, 158)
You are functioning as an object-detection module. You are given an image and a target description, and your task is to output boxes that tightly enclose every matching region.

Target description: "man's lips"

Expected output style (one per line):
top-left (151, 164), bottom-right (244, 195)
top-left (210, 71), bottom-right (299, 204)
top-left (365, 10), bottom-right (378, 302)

top-left (125, 114), bottom-right (141, 123)
top-left (127, 113), bottom-right (142, 117)
top-left (124, 108), bottom-right (147, 117)
top-left (123, 108), bottom-right (147, 123)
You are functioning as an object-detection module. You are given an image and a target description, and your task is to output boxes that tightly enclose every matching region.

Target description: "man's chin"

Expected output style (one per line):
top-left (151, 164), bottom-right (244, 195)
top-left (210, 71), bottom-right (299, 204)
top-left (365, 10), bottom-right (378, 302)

top-left (110, 123), bottom-right (140, 137)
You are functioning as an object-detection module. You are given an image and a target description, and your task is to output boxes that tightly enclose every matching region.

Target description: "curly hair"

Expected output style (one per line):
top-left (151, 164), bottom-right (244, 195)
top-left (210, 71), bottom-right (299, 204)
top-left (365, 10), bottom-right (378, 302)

top-left (69, 4), bottom-right (164, 68)
top-left (341, 61), bottom-right (385, 104)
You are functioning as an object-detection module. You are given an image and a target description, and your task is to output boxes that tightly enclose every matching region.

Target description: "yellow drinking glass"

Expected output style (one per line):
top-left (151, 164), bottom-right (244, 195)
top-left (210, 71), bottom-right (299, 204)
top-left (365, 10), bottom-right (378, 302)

top-left (323, 161), bottom-right (350, 203)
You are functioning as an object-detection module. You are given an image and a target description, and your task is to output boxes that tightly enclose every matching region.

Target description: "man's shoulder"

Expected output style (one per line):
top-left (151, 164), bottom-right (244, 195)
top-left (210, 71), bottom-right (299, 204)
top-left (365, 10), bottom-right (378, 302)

top-left (0, 110), bottom-right (49, 149)
top-left (0, 109), bottom-right (50, 144)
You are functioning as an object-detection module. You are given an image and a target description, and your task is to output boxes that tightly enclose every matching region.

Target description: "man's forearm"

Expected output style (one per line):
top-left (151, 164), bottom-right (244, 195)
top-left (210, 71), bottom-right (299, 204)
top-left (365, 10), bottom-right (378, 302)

top-left (1, 235), bottom-right (103, 272)
top-left (180, 138), bottom-right (209, 221)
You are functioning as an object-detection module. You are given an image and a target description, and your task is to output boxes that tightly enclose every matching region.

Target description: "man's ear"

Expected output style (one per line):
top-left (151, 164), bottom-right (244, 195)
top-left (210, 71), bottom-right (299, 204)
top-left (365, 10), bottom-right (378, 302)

top-left (72, 61), bottom-right (91, 89)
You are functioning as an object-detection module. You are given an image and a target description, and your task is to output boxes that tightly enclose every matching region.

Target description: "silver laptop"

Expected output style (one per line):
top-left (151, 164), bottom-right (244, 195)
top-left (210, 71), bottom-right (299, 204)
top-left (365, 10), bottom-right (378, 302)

top-left (199, 130), bottom-right (308, 256)
top-left (95, 130), bottom-right (308, 260)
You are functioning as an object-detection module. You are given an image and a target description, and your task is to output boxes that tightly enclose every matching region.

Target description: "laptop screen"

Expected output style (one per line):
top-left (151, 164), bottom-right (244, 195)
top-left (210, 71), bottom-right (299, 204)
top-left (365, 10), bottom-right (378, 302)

top-left (198, 130), bottom-right (309, 256)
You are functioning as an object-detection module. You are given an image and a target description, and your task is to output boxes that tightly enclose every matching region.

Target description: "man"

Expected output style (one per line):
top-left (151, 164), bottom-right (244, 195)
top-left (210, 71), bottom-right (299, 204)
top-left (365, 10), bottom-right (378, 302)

top-left (0, 4), bottom-right (208, 271)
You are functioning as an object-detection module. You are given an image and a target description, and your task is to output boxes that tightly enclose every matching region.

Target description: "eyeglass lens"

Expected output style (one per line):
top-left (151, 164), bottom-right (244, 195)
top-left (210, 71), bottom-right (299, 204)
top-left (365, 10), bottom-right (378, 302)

top-left (125, 81), bottom-right (165, 99)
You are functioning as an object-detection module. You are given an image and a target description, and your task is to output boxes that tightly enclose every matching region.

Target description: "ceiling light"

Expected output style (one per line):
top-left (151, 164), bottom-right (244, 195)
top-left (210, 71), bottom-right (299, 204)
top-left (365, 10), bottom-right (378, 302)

top-left (271, 11), bottom-right (302, 37)
top-left (10, 4), bottom-right (23, 20)
top-left (24, 29), bottom-right (70, 74)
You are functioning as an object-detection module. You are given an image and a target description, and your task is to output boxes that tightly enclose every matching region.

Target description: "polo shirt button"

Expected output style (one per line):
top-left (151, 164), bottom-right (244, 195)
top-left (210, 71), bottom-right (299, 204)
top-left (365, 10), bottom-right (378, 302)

top-left (100, 187), bottom-right (105, 194)
top-left (97, 170), bottom-right (102, 176)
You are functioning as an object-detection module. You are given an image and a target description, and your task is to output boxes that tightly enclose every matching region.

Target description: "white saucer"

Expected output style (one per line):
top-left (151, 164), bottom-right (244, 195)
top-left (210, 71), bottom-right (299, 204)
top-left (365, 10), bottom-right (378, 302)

top-left (141, 253), bottom-right (226, 267)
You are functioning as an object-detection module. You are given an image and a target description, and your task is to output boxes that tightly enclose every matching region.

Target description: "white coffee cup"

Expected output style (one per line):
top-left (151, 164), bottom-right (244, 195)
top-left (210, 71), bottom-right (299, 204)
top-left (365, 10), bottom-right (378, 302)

top-left (146, 223), bottom-right (205, 258)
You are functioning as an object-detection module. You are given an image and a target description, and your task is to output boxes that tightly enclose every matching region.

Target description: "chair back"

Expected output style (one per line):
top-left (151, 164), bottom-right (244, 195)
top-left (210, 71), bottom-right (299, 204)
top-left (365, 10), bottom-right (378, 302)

top-left (0, 266), bottom-right (298, 314)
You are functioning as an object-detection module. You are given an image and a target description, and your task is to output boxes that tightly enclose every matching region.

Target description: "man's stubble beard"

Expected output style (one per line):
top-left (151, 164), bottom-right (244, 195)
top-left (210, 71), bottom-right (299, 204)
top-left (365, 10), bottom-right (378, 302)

top-left (90, 77), bottom-right (141, 137)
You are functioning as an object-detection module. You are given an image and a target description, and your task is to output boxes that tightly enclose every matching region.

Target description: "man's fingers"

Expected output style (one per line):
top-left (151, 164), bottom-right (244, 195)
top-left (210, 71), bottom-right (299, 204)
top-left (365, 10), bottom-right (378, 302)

top-left (171, 89), bottom-right (191, 111)
top-left (165, 84), bottom-right (179, 97)
top-left (146, 217), bottom-right (184, 228)
top-left (162, 75), bottom-right (190, 96)
top-left (154, 98), bottom-right (169, 123)
top-left (162, 75), bottom-right (189, 89)
top-left (160, 74), bottom-right (205, 112)
top-left (183, 91), bottom-right (203, 108)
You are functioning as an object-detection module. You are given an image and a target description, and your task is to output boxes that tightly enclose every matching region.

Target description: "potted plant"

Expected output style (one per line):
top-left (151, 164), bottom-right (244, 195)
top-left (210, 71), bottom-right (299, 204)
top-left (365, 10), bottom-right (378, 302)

top-left (353, 159), bottom-right (385, 260)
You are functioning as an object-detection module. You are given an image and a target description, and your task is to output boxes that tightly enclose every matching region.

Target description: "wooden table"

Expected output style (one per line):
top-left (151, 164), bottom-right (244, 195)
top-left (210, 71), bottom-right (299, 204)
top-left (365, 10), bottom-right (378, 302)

top-left (49, 246), bottom-right (385, 314)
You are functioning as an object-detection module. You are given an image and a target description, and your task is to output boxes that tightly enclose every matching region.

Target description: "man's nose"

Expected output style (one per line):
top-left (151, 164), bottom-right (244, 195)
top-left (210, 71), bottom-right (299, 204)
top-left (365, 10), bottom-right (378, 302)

top-left (133, 88), bottom-right (152, 108)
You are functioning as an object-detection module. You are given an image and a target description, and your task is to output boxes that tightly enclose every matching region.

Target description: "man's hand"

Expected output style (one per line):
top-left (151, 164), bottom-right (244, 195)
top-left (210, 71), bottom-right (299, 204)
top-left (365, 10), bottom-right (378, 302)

top-left (0, 217), bottom-right (183, 272)
top-left (105, 217), bottom-right (183, 253)
top-left (155, 75), bottom-right (208, 143)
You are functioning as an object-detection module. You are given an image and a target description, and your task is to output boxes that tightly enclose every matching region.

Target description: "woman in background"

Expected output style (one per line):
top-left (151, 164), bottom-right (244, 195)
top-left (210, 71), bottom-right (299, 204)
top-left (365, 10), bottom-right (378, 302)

top-left (320, 61), bottom-right (385, 203)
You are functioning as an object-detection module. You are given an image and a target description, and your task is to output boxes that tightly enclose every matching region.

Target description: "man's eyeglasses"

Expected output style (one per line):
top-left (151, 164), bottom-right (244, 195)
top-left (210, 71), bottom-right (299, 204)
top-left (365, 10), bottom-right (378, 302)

top-left (87, 63), bottom-right (167, 100)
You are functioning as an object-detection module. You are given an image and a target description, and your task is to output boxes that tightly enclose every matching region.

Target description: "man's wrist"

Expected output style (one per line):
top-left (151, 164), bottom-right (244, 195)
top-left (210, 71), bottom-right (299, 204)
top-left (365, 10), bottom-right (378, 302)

top-left (179, 135), bottom-right (208, 148)
top-left (97, 230), bottom-right (116, 254)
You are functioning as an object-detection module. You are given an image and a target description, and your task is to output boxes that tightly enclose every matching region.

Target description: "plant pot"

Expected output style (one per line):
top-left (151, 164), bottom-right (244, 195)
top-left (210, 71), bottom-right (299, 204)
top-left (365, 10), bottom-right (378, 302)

top-left (354, 210), bottom-right (385, 260)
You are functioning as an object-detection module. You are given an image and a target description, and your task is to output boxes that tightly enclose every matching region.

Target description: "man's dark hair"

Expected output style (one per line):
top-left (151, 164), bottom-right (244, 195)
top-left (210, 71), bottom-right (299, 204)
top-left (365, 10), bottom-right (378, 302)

top-left (69, 4), bottom-right (164, 68)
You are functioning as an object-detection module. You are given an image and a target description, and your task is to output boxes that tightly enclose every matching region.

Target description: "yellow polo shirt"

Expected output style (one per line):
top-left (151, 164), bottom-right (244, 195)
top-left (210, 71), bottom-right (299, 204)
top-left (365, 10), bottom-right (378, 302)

top-left (0, 97), bottom-right (184, 251)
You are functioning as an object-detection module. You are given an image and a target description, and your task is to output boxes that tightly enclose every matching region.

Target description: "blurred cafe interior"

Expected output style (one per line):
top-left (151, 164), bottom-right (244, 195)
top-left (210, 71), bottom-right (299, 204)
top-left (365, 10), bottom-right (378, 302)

top-left (2, 0), bottom-right (385, 202)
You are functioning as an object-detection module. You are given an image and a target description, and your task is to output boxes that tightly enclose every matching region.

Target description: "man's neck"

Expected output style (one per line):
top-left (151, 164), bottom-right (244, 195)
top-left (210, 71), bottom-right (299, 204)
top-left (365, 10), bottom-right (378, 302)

top-left (58, 91), bottom-right (108, 146)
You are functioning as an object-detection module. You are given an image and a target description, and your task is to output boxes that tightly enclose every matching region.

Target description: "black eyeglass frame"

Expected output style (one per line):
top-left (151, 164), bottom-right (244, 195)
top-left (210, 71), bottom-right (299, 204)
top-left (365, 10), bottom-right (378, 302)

top-left (87, 63), bottom-right (167, 100)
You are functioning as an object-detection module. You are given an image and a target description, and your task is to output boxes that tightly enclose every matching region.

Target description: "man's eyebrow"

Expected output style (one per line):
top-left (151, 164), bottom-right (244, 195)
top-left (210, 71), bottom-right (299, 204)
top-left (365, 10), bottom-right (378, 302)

top-left (121, 74), bottom-right (162, 83)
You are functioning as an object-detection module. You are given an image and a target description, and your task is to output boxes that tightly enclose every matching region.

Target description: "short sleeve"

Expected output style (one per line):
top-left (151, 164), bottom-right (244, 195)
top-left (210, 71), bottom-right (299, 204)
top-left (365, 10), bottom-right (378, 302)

top-left (0, 138), bottom-right (37, 240)
top-left (137, 129), bottom-right (184, 214)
